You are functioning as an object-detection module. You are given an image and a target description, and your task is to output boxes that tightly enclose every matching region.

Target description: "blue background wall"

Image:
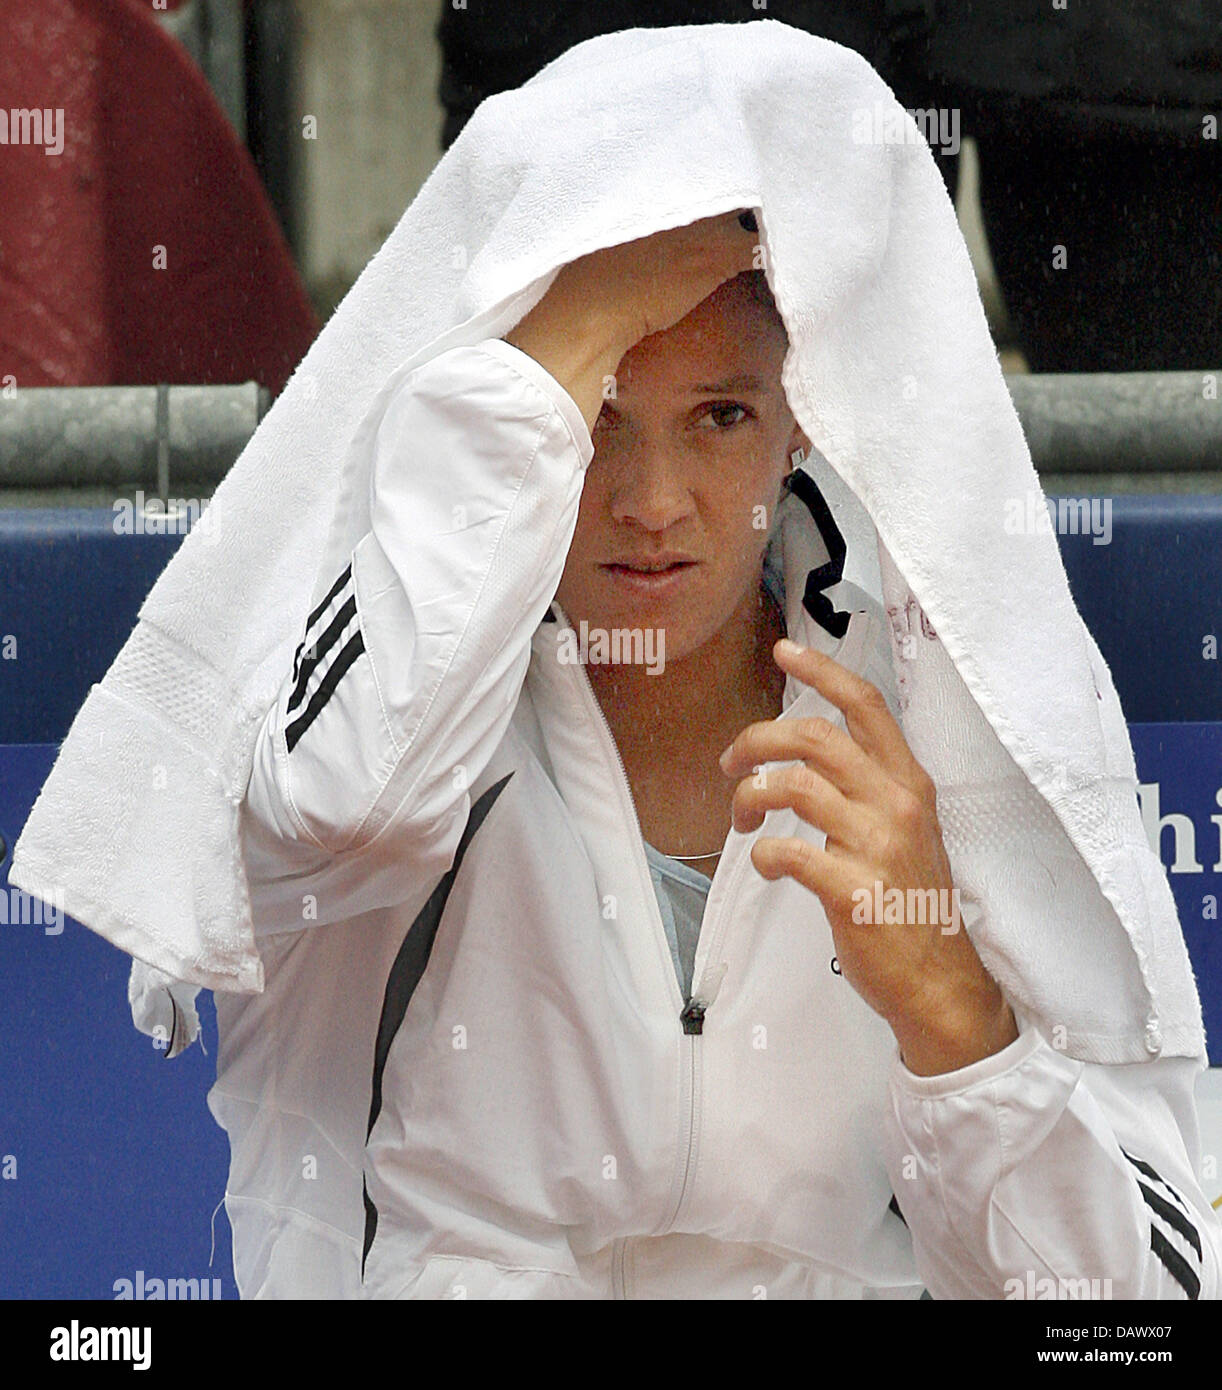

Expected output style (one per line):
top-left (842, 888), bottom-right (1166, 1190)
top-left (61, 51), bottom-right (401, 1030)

top-left (0, 512), bottom-right (232, 1300)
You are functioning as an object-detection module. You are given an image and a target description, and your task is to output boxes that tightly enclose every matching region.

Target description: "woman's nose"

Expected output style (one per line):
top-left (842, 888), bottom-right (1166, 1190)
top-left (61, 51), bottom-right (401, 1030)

top-left (604, 443), bottom-right (694, 531)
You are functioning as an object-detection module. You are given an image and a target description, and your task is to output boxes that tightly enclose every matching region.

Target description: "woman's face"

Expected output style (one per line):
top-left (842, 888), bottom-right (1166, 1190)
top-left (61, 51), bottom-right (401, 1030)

top-left (555, 273), bottom-right (808, 666)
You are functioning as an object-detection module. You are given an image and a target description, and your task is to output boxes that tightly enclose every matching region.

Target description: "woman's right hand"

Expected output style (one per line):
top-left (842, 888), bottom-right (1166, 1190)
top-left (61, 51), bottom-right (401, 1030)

top-left (566, 209), bottom-right (762, 350)
top-left (503, 210), bottom-right (762, 431)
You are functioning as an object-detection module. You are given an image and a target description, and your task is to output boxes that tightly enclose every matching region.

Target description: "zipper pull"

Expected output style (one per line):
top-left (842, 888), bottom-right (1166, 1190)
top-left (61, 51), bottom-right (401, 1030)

top-left (680, 1000), bottom-right (707, 1035)
top-left (679, 963), bottom-right (728, 1035)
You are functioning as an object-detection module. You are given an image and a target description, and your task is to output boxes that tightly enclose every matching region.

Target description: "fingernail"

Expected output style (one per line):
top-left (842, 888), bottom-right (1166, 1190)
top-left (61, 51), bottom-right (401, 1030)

top-left (718, 744), bottom-right (734, 769)
top-left (776, 637), bottom-right (802, 657)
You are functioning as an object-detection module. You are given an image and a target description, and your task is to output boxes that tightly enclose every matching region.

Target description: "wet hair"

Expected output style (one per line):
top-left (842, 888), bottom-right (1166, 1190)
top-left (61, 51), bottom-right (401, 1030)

top-left (739, 268), bottom-right (787, 344)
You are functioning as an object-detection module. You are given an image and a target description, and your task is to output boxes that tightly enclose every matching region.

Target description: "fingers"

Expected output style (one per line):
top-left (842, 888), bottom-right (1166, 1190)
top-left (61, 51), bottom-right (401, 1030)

top-left (729, 760), bottom-right (864, 848)
top-left (722, 209), bottom-right (761, 275)
top-left (768, 639), bottom-right (932, 798)
top-left (747, 836), bottom-right (861, 917)
top-left (591, 210), bottom-right (764, 350)
top-left (671, 210), bottom-right (758, 283)
top-left (719, 706), bottom-right (893, 807)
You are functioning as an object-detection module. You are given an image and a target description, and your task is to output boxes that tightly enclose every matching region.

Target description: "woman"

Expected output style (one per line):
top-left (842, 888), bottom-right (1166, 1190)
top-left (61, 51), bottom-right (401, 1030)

top-left (228, 209), bottom-right (1216, 1299)
top-left (13, 19), bottom-right (1214, 1301)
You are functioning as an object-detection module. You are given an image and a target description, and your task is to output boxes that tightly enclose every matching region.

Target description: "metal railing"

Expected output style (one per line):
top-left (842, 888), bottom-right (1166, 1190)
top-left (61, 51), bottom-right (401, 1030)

top-left (0, 384), bottom-right (269, 501)
top-left (1007, 371), bottom-right (1222, 473)
top-left (0, 371), bottom-right (1218, 502)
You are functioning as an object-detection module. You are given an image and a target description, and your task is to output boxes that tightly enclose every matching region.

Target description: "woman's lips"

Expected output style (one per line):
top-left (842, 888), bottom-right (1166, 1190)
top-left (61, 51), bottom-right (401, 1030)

top-left (600, 561), bottom-right (697, 595)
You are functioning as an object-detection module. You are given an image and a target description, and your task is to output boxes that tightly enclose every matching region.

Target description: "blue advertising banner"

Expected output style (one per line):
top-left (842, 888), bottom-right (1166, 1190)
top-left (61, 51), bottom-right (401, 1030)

top-left (1132, 722), bottom-right (1222, 1064)
top-left (0, 744), bottom-right (234, 1301)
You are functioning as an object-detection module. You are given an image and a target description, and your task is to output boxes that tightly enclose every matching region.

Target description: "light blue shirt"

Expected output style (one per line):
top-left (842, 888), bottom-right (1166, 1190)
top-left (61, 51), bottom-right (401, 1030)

top-left (642, 841), bottom-right (712, 1001)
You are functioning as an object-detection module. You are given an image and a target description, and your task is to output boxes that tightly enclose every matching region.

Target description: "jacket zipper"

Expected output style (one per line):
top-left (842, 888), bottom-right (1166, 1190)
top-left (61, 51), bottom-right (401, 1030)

top-left (549, 599), bottom-right (746, 1250)
top-left (549, 603), bottom-right (730, 1022)
top-left (612, 1237), bottom-right (627, 1299)
top-left (664, 903), bottom-right (732, 1233)
top-left (542, 574), bottom-right (865, 1284)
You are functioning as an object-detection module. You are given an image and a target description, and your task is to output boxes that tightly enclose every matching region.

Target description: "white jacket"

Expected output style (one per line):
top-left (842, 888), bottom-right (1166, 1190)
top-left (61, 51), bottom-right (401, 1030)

top-left (220, 337), bottom-right (1222, 1300)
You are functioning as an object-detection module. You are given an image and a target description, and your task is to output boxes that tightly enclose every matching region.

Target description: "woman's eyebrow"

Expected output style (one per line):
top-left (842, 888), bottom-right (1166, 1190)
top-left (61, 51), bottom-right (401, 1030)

top-left (687, 373), bottom-right (767, 393)
top-left (597, 374), bottom-right (770, 415)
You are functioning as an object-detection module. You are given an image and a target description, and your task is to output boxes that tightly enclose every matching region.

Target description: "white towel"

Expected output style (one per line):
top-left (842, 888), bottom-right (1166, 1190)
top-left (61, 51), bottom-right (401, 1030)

top-left (10, 18), bottom-right (1204, 1065)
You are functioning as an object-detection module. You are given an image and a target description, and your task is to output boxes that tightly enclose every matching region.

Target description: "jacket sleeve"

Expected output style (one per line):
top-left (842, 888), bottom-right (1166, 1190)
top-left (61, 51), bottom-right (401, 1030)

top-left (881, 1011), bottom-right (1222, 1299)
top-left (239, 337), bottom-right (594, 932)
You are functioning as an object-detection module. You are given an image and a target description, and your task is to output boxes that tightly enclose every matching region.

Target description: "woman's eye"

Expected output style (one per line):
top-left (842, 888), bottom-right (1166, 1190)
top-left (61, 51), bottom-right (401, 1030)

top-left (696, 403), bottom-right (750, 430)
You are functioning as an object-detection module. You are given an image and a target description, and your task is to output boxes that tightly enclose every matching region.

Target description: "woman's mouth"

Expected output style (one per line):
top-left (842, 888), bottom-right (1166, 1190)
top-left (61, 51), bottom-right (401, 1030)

top-left (600, 560), bottom-right (697, 595)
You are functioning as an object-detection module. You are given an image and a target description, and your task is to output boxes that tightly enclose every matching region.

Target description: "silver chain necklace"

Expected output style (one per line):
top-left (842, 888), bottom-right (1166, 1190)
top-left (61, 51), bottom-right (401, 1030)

top-left (652, 582), bottom-right (785, 862)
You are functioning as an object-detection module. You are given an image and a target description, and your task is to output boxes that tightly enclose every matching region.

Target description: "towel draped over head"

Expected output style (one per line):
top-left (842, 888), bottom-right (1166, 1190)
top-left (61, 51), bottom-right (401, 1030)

top-left (10, 19), bottom-right (1204, 1065)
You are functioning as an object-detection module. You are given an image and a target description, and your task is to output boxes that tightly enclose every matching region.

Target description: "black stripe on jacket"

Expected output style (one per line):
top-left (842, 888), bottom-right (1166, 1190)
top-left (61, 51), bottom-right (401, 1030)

top-left (288, 594), bottom-right (358, 714)
top-left (361, 772), bottom-right (515, 1279)
top-left (1123, 1149), bottom-right (1203, 1298)
top-left (292, 562), bottom-right (354, 685)
top-left (284, 628), bottom-right (366, 753)
top-left (780, 469), bottom-right (853, 640)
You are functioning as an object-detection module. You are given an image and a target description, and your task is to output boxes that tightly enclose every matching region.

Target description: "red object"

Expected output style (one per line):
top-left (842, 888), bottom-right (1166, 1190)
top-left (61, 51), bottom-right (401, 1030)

top-left (0, 0), bottom-right (319, 396)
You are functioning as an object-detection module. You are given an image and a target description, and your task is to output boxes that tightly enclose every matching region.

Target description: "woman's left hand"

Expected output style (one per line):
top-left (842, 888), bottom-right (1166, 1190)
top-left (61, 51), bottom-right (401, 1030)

top-left (718, 636), bottom-right (1018, 1075)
